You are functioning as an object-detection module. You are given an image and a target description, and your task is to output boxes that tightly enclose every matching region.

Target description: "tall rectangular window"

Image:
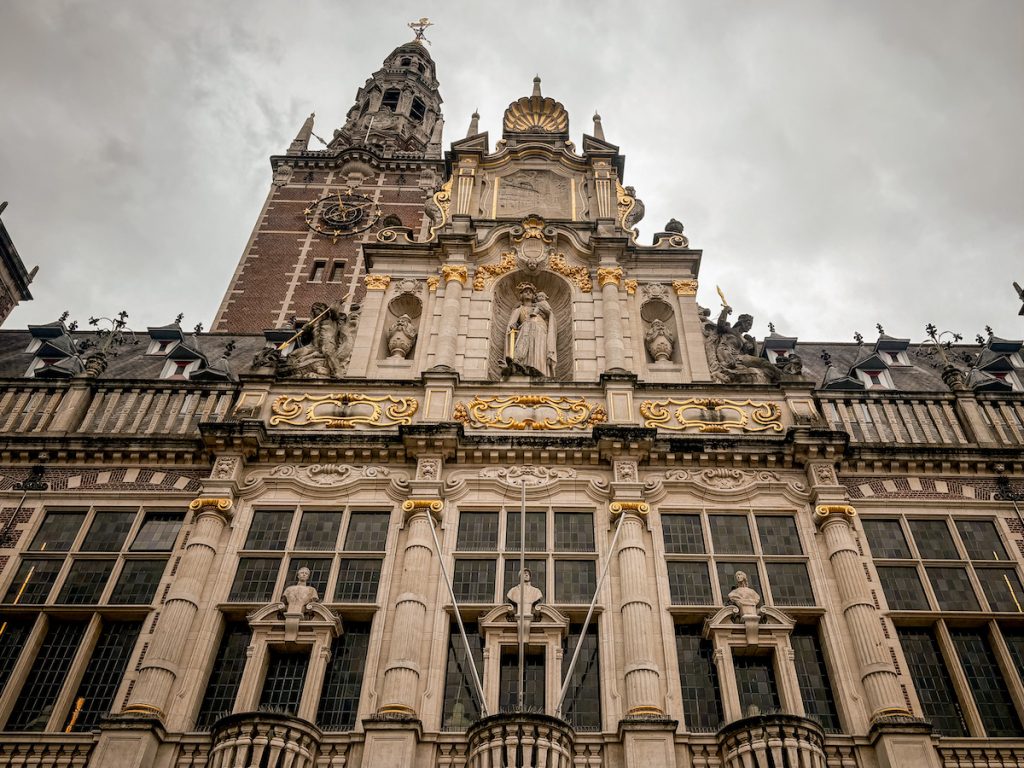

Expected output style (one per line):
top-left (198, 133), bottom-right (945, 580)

top-left (318, 621), bottom-right (371, 731)
top-left (499, 647), bottom-right (544, 711)
top-left (0, 617), bottom-right (34, 690)
top-left (30, 512), bottom-right (86, 551)
top-left (67, 621), bottom-right (141, 731)
top-left (791, 625), bottom-right (840, 732)
top-left (734, 655), bottom-right (780, 717)
top-left (8, 620), bottom-right (87, 731)
top-left (897, 628), bottom-right (966, 736)
top-left (81, 511), bottom-right (135, 551)
top-left (562, 624), bottom-right (601, 730)
top-left (130, 512), bottom-right (182, 551)
top-left (949, 628), bottom-right (1023, 737)
top-left (197, 623), bottom-right (251, 728)
top-left (675, 625), bottom-right (722, 731)
top-left (260, 651), bottom-right (310, 715)
top-left (442, 622), bottom-right (483, 729)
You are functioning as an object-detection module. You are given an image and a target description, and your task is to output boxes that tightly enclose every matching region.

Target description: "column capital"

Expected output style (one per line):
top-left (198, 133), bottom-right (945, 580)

top-left (402, 498), bottom-right (444, 522)
top-left (426, 275), bottom-right (439, 291)
top-left (672, 278), bottom-right (698, 296)
top-left (440, 264), bottom-right (468, 285)
top-left (597, 266), bottom-right (624, 288)
top-left (188, 497), bottom-right (233, 516)
top-left (610, 500), bottom-right (650, 518)
top-left (814, 503), bottom-right (856, 528)
top-left (364, 274), bottom-right (392, 291)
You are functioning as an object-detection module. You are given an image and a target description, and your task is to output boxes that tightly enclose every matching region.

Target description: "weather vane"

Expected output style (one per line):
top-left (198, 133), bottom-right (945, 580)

top-left (408, 17), bottom-right (433, 44)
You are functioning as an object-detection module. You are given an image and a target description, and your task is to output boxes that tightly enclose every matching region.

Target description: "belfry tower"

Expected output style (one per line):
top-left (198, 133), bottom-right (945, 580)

top-left (212, 35), bottom-right (444, 332)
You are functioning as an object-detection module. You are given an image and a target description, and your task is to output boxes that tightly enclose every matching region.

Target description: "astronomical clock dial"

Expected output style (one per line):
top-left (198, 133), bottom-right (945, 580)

top-left (303, 190), bottom-right (381, 241)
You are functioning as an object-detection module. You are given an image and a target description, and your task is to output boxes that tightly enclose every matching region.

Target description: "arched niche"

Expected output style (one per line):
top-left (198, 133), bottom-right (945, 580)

top-left (640, 296), bottom-right (681, 364)
top-left (379, 292), bottom-right (422, 361)
top-left (488, 270), bottom-right (573, 381)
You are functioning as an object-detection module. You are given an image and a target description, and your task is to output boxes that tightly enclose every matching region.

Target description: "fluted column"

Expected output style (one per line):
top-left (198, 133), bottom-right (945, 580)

top-left (813, 504), bottom-right (908, 720)
top-left (435, 265), bottom-right (467, 369)
top-left (378, 499), bottom-right (442, 715)
top-left (598, 267), bottom-right (627, 371)
top-left (125, 497), bottom-right (233, 719)
top-left (610, 500), bottom-right (663, 716)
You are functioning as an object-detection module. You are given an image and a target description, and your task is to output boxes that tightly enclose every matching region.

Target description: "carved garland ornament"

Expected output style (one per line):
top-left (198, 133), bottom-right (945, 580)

top-left (640, 398), bottom-right (783, 433)
top-left (548, 253), bottom-right (592, 293)
top-left (453, 395), bottom-right (607, 431)
top-left (478, 466), bottom-right (578, 486)
top-left (270, 393), bottom-right (419, 428)
top-left (473, 251), bottom-right (517, 291)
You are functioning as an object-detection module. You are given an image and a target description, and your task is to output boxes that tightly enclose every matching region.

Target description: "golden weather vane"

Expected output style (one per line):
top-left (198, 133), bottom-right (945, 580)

top-left (408, 17), bottom-right (433, 44)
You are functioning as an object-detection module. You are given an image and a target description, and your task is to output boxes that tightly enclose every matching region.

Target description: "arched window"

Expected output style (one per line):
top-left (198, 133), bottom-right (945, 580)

top-left (409, 97), bottom-right (426, 122)
top-left (380, 89), bottom-right (400, 112)
top-left (400, 57), bottom-right (411, 67)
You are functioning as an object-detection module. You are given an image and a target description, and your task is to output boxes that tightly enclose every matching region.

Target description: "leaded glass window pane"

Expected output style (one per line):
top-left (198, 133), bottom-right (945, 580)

top-left (950, 628), bottom-right (1023, 737)
top-left (910, 520), bottom-right (958, 560)
top-left (457, 512), bottom-right (499, 551)
top-left (244, 510), bottom-right (292, 550)
top-left (675, 624), bottom-right (722, 731)
top-left (131, 512), bottom-right (183, 551)
top-left (452, 559), bottom-right (496, 602)
top-left (716, 561), bottom-right (761, 603)
top-left (288, 557), bottom-right (332, 598)
top-left (734, 655), bottom-right (780, 716)
top-left (757, 516), bottom-right (802, 556)
top-left (926, 567), bottom-right (980, 611)
top-left (506, 512), bottom-right (546, 551)
top-left (502, 558), bottom-right (546, 599)
top-left (667, 561), bottom-right (713, 605)
top-left (554, 513), bottom-right (594, 552)
top-left (499, 647), bottom-right (544, 711)
top-left (196, 622), bottom-right (251, 728)
top-left (791, 626), bottom-right (840, 732)
top-left (333, 558), bottom-right (382, 602)
top-left (343, 512), bottom-right (389, 551)
top-left (1004, 629), bottom-right (1024, 683)
top-left (295, 511), bottom-right (342, 551)
top-left (8, 619), bottom-right (87, 730)
top-left (555, 560), bottom-right (596, 604)
top-left (56, 559), bottom-right (115, 604)
top-left (260, 650), bottom-right (309, 715)
top-left (876, 565), bottom-right (929, 610)
top-left (318, 620), bottom-right (371, 730)
top-left (562, 624), bottom-right (600, 731)
top-left (67, 621), bottom-right (141, 731)
top-left (709, 515), bottom-right (753, 554)
top-left (977, 568), bottom-right (1024, 612)
top-left (861, 519), bottom-right (911, 559)
top-left (662, 515), bottom-right (704, 554)
top-left (228, 557), bottom-right (281, 602)
top-left (30, 512), bottom-right (86, 551)
top-left (442, 622), bottom-right (483, 729)
top-left (2, 558), bottom-right (63, 604)
top-left (81, 511), bottom-right (135, 551)
top-left (0, 617), bottom-right (34, 690)
top-left (956, 520), bottom-right (1008, 561)
top-left (109, 559), bottom-right (167, 604)
top-left (766, 562), bottom-right (815, 606)
top-left (897, 628), bottom-right (966, 736)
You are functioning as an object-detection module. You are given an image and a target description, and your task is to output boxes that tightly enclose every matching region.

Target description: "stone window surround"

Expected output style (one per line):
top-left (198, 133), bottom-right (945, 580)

top-left (863, 512), bottom-right (1024, 736)
top-left (0, 502), bottom-right (184, 732)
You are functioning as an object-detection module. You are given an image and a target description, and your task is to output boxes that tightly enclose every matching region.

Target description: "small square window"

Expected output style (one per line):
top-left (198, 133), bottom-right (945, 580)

top-left (162, 359), bottom-right (198, 380)
top-left (667, 561), bottom-right (713, 605)
top-left (109, 559), bottom-right (167, 604)
top-left (295, 511), bottom-right (342, 551)
top-left (457, 512), bottom-right (499, 551)
top-left (756, 516), bottom-right (803, 555)
top-left (2, 558), bottom-right (64, 604)
top-left (131, 512), bottom-right (183, 551)
top-left (343, 512), bottom-right (389, 551)
top-left (927, 566), bottom-right (980, 611)
top-left (244, 510), bottom-right (292, 550)
top-left (452, 559), bottom-right (496, 602)
top-left (334, 558), bottom-right (382, 602)
top-left (309, 260), bottom-right (326, 282)
top-left (81, 511), bottom-right (136, 551)
top-left (861, 519), bottom-right (911, 559)
top-left (766, 562), bottom-right (815, 606)
top-left (57, 559), bottom-right (115, 604)
top-left (506, 511), bottom-right (547, 551)
top-left (910, 520), bottom-right (959, 560)
top-left (717, 561), bottom-right (761, 601)
top-left (553, 512), bottom-right (594, 552)
top-left (709, 515), bottom-right (753, 554)
top-left (876, 565), bottom-right (929, 610)
top-left (554, 560), bottom-right (596, 604)
top-left (30, 512), bottom-right (86, 551)
top-left (976, 567), bottom-right (1024, 612)
top-left (956, 520), bottom-right (1008, 561)
top-left (287, 557), bottom-right (333, 597)
top-left (229, 557), bottom-right (282, 602)
top-left (502, 558), bottom-right (547, 597)
top-left (662, 514), bottom-right (705, 554)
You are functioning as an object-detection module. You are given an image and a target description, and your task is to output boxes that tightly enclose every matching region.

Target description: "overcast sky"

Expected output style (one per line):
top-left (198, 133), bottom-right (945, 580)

top-left (1, 1), bottom-right (1021, 342)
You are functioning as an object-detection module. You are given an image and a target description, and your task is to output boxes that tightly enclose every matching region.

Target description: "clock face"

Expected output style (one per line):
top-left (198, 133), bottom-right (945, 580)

top-left (304, 191), bottom-right (381, 240)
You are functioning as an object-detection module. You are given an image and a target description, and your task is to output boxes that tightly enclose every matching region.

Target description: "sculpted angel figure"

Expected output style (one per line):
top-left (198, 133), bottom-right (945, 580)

top-left (505, 282), bottom-right (556, 377)
top-left (704, 305), bottom-right (781, 384)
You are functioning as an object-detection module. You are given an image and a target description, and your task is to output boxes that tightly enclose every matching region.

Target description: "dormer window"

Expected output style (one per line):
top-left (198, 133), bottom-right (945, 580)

top-left (26, 356), bottom-right (64, 377)
top-left (161, 359), bottom-right (199, 380)
top-left (881, 349), bottom-right (909, 365)
top-left (146, 338), bottom-right (178, 356)
top-left (858, 369), bottom-right (892, 389)
top-left (380, 89), bottom-right (400, 112)
top-left (410, 97), bottom-right (426, 122)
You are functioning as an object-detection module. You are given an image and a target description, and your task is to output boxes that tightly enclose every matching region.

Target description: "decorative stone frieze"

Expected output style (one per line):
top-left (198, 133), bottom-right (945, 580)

top-left (640, 397), bottom-right (783, 433)
top-left (270, 393), bottom-right (419, 428)
top-left (452, 394), bottom-right (606, 430)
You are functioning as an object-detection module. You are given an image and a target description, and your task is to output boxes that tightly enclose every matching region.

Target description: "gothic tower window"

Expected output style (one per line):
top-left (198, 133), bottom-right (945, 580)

top-left (380, 89), bottom-right (400, 112)
top-left (410, 96), bottom-right (426, 122)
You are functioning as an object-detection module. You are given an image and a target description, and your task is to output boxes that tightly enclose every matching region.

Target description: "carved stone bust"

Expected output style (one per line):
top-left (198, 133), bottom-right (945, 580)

top-left (282, 566), bottom-right (320, 617)
top-left (727, 570), bottom-right (761, 620)
top-left (507, 568), bottom-right (543, 618)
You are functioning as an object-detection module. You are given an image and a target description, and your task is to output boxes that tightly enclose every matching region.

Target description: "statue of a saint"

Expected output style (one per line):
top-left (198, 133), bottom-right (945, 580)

top-left (727, 570), bottom-right (761, 620)
top-left (506, 568), bottom-right (543, 619)
top-left (282, 566), bottom-right (320, 616)
top-left (504, 283), bottom-right (556, 377)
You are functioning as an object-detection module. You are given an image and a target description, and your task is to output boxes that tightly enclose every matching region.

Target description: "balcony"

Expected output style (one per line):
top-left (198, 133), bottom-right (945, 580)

top-left (209, 711), bottom-right (322, 768)
top-left (466, 712), bottom-right (575, 768)
top-left (717, 713), bottom-right (826, 768)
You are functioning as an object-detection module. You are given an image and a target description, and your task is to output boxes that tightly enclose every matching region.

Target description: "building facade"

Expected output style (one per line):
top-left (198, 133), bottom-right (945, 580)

top-left (1, 33), bottom-right (1024, 768)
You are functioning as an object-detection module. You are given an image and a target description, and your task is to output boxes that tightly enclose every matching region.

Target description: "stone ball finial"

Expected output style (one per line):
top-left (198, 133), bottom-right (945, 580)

top-left (665, 218), bottom-right (684, 233)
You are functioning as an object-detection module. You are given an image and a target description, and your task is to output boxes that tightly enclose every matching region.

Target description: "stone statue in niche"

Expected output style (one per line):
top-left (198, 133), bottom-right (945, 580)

top-left (280, 301), bottom-right (360, 379)
top-left (386, 313), bottom-right (418, 359)
top-left (702, 305), bottom-right (782, 384)
top-left (503, 282), bottom-right (556, 378)
top-left (728, 570), bottom-right (761, 621)
top-left (507, 568), bottom-right (543, 619)
top-left (644, 318), bottom-right (676, 362)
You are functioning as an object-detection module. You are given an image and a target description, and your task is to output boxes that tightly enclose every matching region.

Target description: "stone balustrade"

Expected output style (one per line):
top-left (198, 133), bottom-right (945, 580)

top-left (209, 711), bottom-right (322, 768)
top-left (466, 713), bottom-right (575, 768)
top-left (0, 733), bottom-right (94, 767)
top-left (717, 714), bottom-right (826, 768)
top-left (937, 741), bottom-right (1024, 768)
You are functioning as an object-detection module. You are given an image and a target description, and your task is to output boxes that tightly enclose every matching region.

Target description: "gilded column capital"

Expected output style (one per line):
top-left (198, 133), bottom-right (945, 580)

top-left (402, 498), bottom-right (444, 520)
top-left (610, 500), bottom-right (650, 518)
top-left (597, 267), bottom-right (624, 288)
top-left (624, 279), bottom-right (638, 295)
top-left (672, 279), bottom-right (698, 296)
top-left (440, 265), bottom-right (468, 285)
top-left (426, 275), bottom-right (439, 291)
top-left (814, 503), bottom-right (856, 527)
top-left (188, 497), bottom-right (233, 515)
top-left (364, 274), bottom-right (392, 291)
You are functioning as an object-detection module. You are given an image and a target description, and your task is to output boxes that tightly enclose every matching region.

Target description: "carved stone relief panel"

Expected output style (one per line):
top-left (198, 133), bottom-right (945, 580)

top-left (496, 170), bottom-right (571, 219)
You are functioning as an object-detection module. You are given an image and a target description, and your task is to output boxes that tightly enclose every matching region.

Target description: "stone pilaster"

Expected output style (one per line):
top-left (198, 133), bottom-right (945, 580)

top-left (124, 495), bottom-right (234, 720)
top-left (598, 266), bottom-right (627, 371)
top-left (434, 264), bottom-right (467, 369)
top-left (671, 278), bottom-right (711, 381)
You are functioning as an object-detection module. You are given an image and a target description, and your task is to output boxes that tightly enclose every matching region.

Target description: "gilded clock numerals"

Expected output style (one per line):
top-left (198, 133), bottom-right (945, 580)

top-left (303, 191), bottom-right (380, 240)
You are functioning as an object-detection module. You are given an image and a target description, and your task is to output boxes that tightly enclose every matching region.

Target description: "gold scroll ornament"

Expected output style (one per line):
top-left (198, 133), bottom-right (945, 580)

top-left (640, 398), bottom-right (783, 433)
top-left (616, 181), bottom-right (638, 238)
top-left (453, 395), bottom-right (607, 431)
top-left (427, 178), bottom-right (453, 241)
top-left (271, 393), bottom-right (419, 428)
top-left (548, 253), bottom-right (592, 293)
top-left (473, 251), bottom-right (517, 291)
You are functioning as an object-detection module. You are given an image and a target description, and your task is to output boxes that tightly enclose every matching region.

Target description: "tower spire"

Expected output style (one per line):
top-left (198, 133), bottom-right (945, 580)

top-left (592, 112), bottom-right (605, 140)
top-left (532, 76), bottom-right (542, 98)
top-left (466, 110), bottom-right (480, 137)
top-left (288, 112), bottom-right (315, 154)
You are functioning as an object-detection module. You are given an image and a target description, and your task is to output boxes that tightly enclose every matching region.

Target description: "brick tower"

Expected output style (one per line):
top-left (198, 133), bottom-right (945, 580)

top-left (212, 36), bottom-right (445, 332)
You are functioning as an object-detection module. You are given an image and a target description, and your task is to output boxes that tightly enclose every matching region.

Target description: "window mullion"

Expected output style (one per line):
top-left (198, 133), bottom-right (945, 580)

top-left (935, 619), bottom-right (984, 736)
top-left (47, 613), bottom-right (102, 732)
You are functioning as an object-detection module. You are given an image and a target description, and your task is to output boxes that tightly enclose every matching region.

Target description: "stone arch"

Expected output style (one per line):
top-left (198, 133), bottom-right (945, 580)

top-left (380, 293), bottom-right (422, 361)
top-left (488, 270), bottom-right (573, 381)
